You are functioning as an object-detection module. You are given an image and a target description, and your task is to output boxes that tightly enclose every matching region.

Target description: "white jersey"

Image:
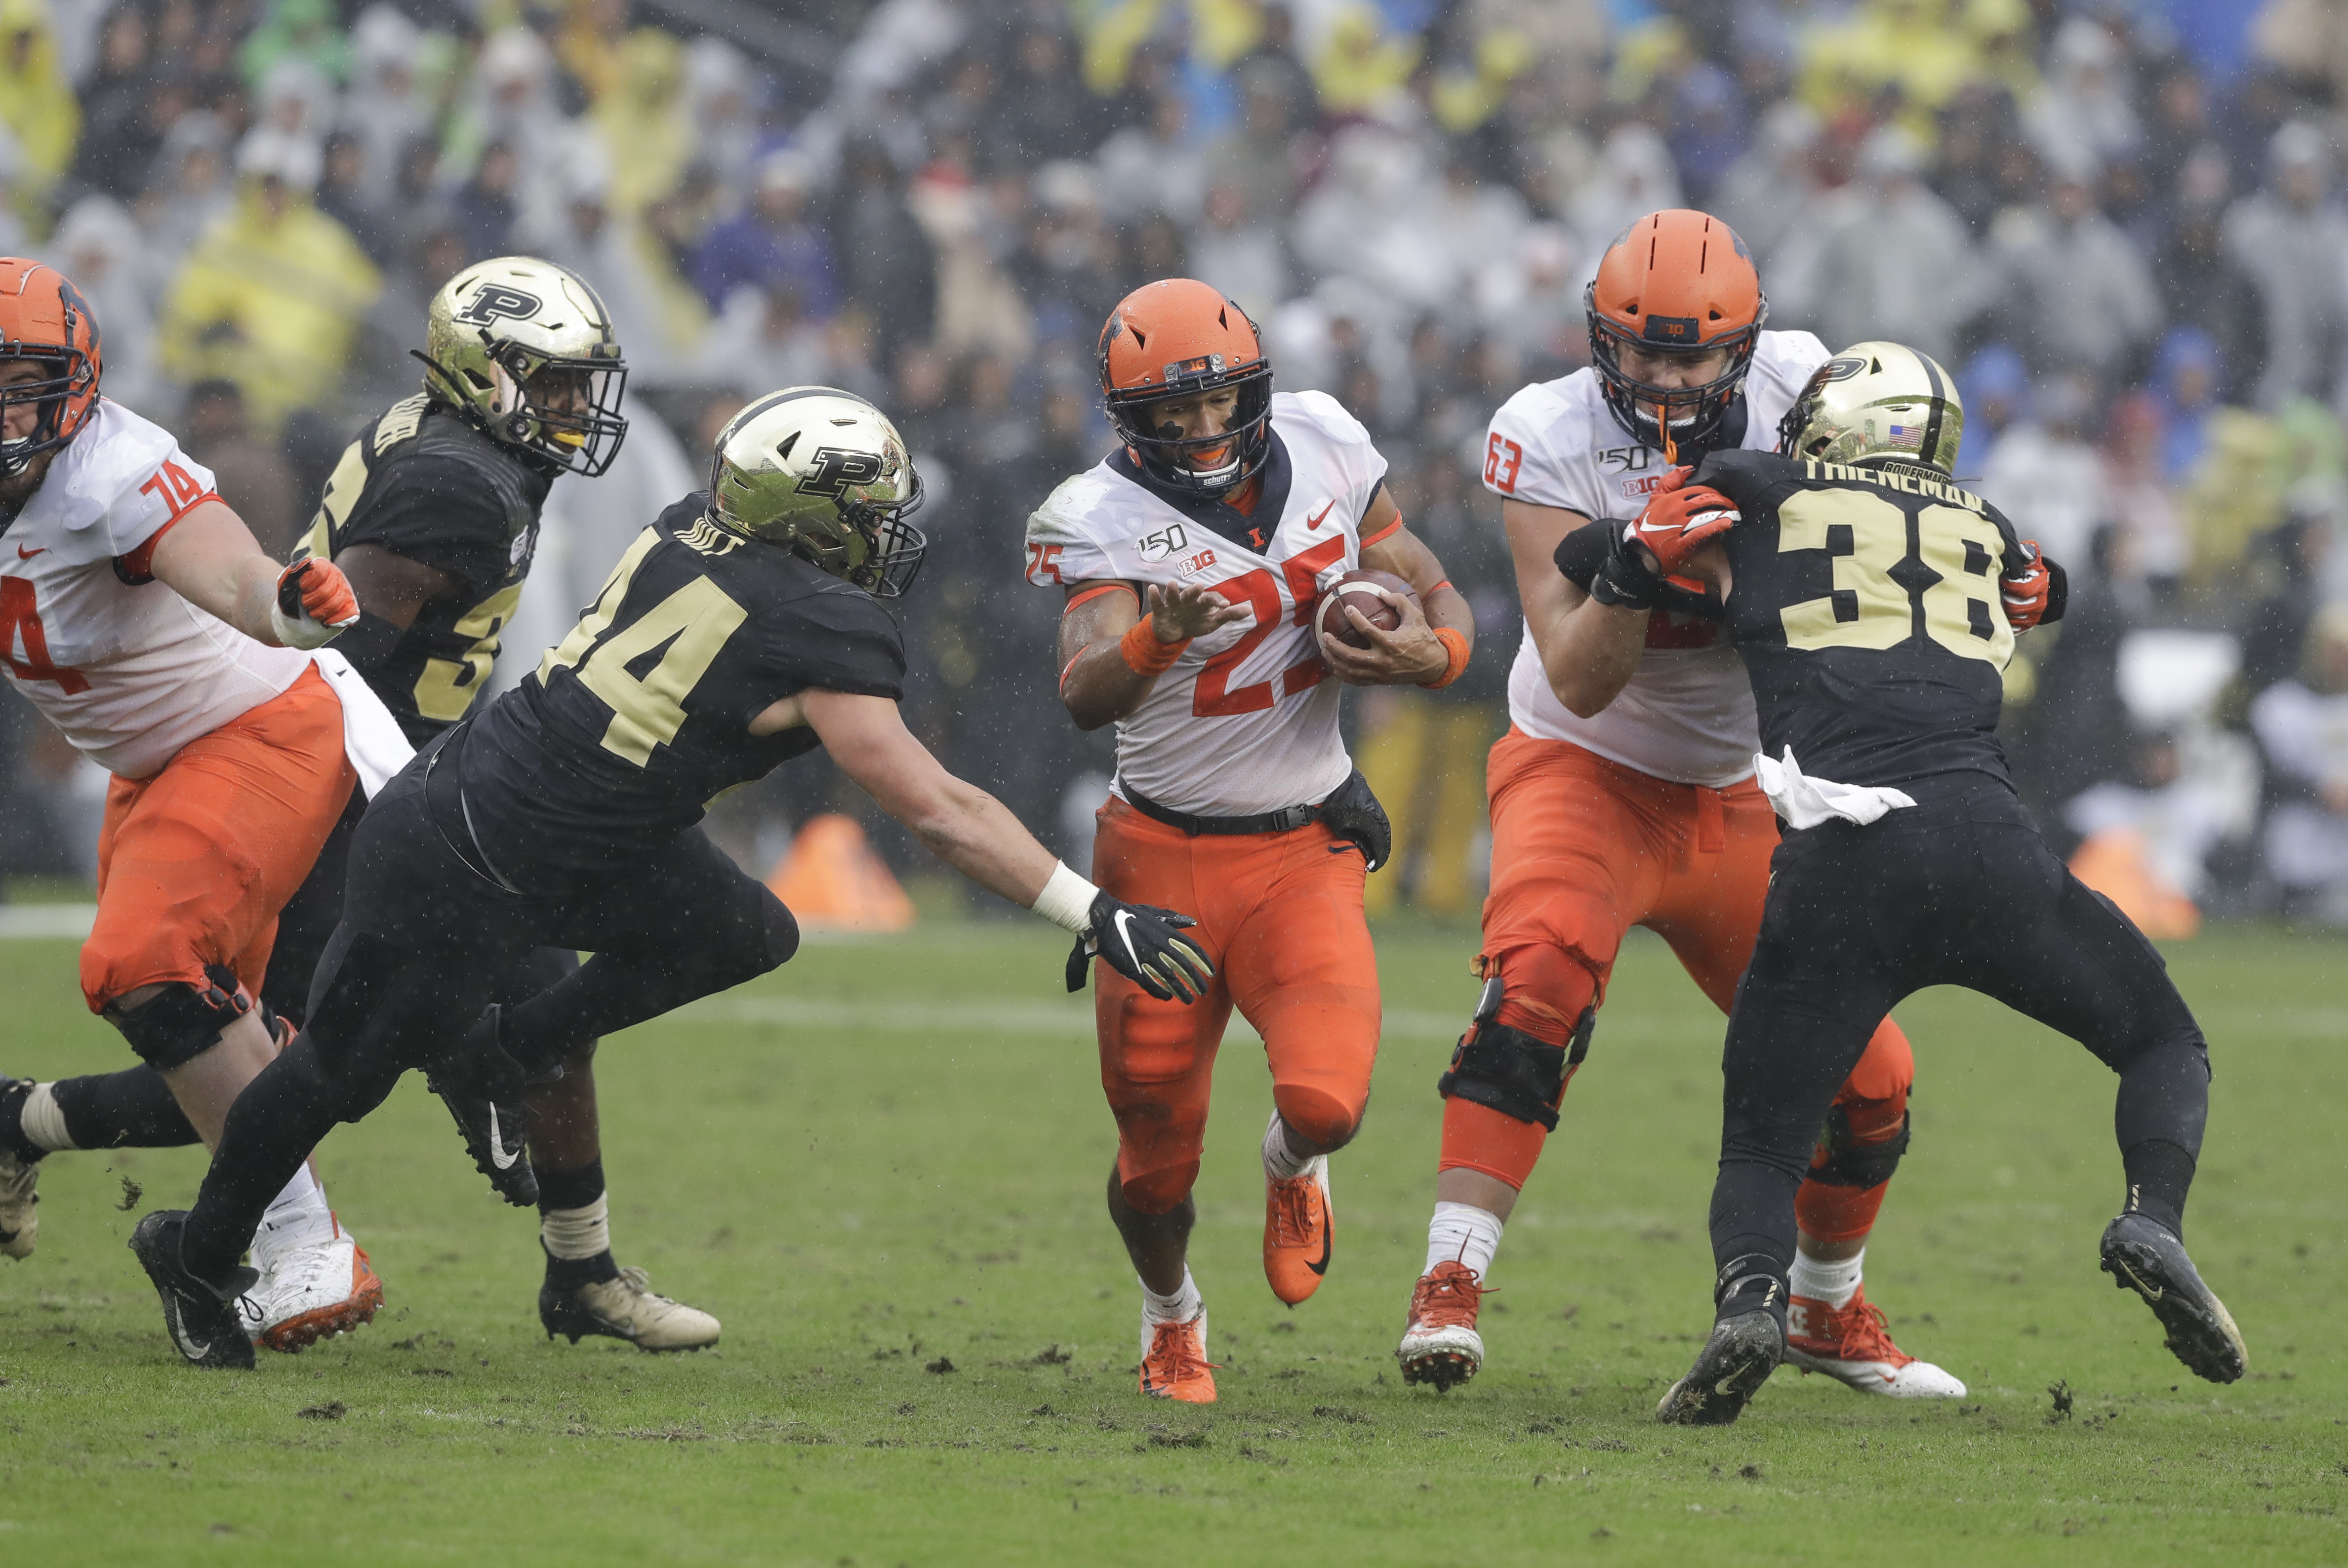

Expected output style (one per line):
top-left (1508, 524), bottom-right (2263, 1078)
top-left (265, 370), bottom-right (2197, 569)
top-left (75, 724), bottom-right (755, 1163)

top-left (1482, 330), bottom-right (1830, 787)
top-left (0, 399), bottom-right (309, 778)
top-left (1026, 391), bottom-right (1389, 817)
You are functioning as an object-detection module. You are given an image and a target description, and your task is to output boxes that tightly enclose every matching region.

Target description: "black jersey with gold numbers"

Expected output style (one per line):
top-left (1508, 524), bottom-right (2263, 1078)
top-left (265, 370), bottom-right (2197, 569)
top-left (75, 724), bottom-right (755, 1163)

top-left (293, 395), bottom-right (554, 746)
top-left (450, 492), bottom-right (907, 881)
top-left (1696, 449), bottom-right (2039, 792)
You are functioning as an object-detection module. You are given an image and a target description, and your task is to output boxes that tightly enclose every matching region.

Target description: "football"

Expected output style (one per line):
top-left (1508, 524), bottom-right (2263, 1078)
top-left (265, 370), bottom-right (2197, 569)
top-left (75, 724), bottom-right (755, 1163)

top-left (1316, 569), bottom-right (1418, 649)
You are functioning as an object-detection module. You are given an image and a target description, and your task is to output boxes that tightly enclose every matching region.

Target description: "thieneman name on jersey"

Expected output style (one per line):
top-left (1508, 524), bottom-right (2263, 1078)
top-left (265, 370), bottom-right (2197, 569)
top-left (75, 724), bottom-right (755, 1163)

top-left (451, 492), bottom-right (907, 881)
top-left (1700, 450), bottom-right (2032, 791)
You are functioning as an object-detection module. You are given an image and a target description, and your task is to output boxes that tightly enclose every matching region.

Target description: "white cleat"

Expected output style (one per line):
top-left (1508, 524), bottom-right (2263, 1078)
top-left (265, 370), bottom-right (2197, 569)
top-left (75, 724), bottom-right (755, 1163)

top-left (1784, 1287), bottom-right (1966, 1398)
top-left (541, 1266), bottom-right (720, 1352)
top-left (0, 1141), bottom-right (37, 1261)
top-left (248, 1222), bottom-right (384, 1352)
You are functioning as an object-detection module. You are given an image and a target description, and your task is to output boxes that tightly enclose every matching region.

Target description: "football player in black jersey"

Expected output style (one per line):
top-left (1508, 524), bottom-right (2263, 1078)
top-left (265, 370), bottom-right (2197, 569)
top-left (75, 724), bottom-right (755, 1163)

top-left (128, 387), bottom-right (1215, 1369)
top-left (3, 259), bottom-right (720, 1347)
top-left (1624, 343), bottom-right (2243, 1425)
top-left (6, 260), bottom-right (732, 1349)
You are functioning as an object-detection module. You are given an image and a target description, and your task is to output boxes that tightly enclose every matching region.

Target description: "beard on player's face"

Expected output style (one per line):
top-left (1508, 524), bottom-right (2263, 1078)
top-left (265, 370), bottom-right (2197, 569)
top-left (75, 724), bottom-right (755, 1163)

top-left (0, 447), bottom-right (58, 513)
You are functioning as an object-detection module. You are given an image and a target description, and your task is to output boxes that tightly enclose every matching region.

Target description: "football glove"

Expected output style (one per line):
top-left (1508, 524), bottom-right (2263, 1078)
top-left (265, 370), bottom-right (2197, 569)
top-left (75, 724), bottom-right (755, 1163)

top-left (2001, 539), bottom-right (2055, 632)
top-left (270, 559), bottom-right (361, 650)
top-left (1065, 892), bottom-right (1214, 1002)
top-left (1626, 466), bottom-right (1738, 577)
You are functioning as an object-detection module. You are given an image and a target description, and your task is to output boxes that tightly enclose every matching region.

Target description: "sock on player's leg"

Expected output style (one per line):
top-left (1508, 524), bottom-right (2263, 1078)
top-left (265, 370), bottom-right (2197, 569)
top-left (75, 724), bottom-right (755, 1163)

top-left (1425, 1200), bottom-right (1504, 1281)
top-left (252, 1161), bottom-right (337, 1270)
top-left (1141, 1266), bottom-right (1203, 1325)
top-left (1437, 1096), bottom-right (1548, 1190)
top-left (1262, 1114), bottom-right (1314, 1182)
top-left (18, 1068), bottom-right (198, 1155)
top-left (1794, 1176), bottom-right (1888, 1244)
top-left (1789, 1245), bottom-right (1865, 1310)
top-left (538, 1157), bottom-right (621, 1289)
top-left (11, 1081), bottom-right (70, 1157)
top-left (2120, 1138), bottom-right (2196, 1237)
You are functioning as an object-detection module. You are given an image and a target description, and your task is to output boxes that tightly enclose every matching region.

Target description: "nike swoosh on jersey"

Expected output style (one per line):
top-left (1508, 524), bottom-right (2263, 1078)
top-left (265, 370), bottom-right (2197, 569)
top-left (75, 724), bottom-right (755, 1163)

top-left (487, 1104), bottom-right (520, 1170)
top-left (1306, 502), bottom-right (1334, 531)
top-left (17, 545), bottom-right (43, 558)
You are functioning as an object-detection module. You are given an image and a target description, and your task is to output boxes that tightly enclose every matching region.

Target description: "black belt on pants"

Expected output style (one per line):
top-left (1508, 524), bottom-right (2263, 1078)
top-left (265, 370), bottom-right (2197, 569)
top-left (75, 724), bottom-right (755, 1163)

top-left (1117, 779), bottom-right (1324, 836)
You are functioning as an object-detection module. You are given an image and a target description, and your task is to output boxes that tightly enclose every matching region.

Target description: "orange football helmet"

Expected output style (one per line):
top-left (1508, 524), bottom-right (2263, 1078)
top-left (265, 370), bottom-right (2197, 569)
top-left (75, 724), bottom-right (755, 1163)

top-left (1585, 210), bottom-right (1765, 461)
top-left (1099, 278), bottom-right (1272, 497)
top-left (0, 258), bottom-right (102, 477)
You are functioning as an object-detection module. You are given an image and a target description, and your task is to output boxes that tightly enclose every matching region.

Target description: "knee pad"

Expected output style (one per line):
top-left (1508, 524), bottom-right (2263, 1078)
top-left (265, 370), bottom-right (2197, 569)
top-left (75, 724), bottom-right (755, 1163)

top-left (102, 966), bottom-right (253, 1071)
top-left (1273, 1084), bottom-right (1360, 1152)
top-left (1437, 972), bottom-right (1594, 1132)
top-left (1807, 1103), bottom-right (1911, 1189)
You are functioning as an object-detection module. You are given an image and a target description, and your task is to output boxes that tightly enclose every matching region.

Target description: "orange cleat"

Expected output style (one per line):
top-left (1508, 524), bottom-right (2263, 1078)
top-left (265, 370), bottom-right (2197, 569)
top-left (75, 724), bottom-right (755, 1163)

top-left (1139, 1314), bottom-right (1217, 1403)
top-left (253, 1228), bottom-right (385, 1353)
top-left (1264, 1155), bottom-right (1334, 1306)
top-left (1397, 1260), bottom-right (1487, 1390)
top-left (1784, 1283), bottom-right (1965, 1398)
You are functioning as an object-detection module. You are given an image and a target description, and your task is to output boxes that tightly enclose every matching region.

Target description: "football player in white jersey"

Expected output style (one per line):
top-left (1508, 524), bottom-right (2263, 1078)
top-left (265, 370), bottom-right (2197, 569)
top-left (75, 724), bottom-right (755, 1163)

top-left (0, 258), bottom-right (396, 1356)
top-left (1394, 211), bottom-right (1967, 1400)
top-left (1028, 279), bottom-right (1477, 1403)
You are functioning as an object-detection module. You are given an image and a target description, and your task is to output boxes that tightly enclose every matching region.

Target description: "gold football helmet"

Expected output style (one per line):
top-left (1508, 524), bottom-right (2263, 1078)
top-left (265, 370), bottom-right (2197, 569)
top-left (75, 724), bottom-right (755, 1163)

top-left (1776, 340), bottom-right (1965, 475)
top-left (708, 387), bottom-right (926, 596)
top-left (420, 256), bottom-right (629, 476)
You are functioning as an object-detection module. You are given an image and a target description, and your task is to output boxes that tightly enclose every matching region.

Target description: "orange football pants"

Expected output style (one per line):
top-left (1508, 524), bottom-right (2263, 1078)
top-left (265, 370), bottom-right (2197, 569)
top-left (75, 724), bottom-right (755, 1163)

top-left (82, 664), bottom-right (356, 1015)
top-left (1090, 796), bottom-right (1380, 1215)
top-left (1444, 729), bottom-right (1912, 1241)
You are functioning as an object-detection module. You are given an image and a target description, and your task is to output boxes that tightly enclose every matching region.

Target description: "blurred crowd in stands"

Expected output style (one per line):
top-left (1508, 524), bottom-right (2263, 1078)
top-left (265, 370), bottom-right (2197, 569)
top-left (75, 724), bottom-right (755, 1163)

top-left (2, 0), bottom-right (2347, 926)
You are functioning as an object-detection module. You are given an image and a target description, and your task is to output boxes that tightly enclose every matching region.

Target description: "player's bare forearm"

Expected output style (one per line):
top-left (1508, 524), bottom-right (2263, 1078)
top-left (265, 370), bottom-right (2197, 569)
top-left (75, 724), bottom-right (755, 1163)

top-left (1323, 516), bottom-right (1472, 686)
top-left (1057, 580), bottom-right (1247, 730)
top-left (149, 498), bottom-right (293, 645)
top-left (802, 688), bottom-right (1059, 907)
top-left (1504, 497), bottom-right (1645, 718)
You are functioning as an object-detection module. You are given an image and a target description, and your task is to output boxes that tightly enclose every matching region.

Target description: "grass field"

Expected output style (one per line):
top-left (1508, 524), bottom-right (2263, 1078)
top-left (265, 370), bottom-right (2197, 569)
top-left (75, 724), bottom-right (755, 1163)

top-left (1, 918), bottom-right (2344, 1566)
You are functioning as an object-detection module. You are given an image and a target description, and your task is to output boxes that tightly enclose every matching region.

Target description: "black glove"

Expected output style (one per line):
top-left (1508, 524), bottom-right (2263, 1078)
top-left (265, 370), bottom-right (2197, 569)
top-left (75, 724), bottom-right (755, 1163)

top-left (1064, 892), bottom-right (1214, 1002)
top-left (1574, 518), bottom-right (1666, 609)
top-left (1316, 769), bottom-right (1393, 872)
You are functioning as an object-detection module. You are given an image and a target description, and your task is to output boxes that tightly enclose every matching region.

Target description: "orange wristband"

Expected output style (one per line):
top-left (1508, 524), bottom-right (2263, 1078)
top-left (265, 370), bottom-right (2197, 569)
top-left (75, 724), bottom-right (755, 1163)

top-left (1418, 625), bottom-right (1470, 690)
top-left (1119, 616), bottom-right (1190, 676)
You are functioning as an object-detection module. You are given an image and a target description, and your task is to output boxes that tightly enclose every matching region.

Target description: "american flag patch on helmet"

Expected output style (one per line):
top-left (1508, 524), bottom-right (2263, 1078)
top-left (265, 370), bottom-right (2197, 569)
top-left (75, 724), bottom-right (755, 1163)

top-left (1885, 422), bottom-right (1925, 448)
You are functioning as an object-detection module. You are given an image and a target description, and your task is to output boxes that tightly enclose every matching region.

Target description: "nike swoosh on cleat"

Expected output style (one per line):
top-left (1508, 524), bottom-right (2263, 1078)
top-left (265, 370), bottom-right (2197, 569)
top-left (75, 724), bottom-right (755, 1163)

top-left (2117, 1259), bottom-right (2162, 1301)
top-left (486, 1104), bottom-right (520, 1170)
top-left (1307, 1203), bottom-right (1331, 1276)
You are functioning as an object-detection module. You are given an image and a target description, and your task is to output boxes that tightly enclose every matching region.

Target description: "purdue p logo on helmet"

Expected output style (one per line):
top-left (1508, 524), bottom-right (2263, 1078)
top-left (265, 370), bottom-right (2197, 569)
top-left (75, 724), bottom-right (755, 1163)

top-left (422, 257), bottom-right (629, 477)
top-left (1776, 341), bottom-right (1966, 475)
top-left (707, 387), bottom-right (927, 598)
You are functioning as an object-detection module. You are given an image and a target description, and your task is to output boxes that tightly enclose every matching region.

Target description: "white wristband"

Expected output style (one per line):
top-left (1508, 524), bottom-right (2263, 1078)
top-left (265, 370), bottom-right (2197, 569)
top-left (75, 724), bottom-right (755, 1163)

top-left (1031, 860), bottom-right (1099, 935)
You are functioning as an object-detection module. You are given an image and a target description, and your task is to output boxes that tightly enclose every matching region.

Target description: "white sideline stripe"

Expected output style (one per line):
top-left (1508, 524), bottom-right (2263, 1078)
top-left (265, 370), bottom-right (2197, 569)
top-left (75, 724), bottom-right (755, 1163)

top-left (0, 904), bottom-right (96, 938)
top-left (685, 995), bottom-right (1473, 1042)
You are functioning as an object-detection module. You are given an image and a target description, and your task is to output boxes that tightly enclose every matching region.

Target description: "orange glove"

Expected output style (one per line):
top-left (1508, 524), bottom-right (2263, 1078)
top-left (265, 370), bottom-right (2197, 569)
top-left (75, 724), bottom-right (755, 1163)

top-left (1625, 465), bottom-right (1739, 576)
top-left (2001, 539), bottom-right (2054, 632)
top-left (270, 558), bottom-right (361, 650)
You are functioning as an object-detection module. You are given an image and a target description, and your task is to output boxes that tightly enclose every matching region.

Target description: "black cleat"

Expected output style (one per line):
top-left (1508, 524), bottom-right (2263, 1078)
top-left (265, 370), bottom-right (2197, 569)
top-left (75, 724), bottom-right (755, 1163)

top-left (1657, 1310), bottom-right (1784, 1426)
top-left (128, 1211), bottom-right (259, 1370)
top-left (427, 1006), bottom-right (538, 1208)
top-left (2100, 1213), bottom-right (2247, 1384)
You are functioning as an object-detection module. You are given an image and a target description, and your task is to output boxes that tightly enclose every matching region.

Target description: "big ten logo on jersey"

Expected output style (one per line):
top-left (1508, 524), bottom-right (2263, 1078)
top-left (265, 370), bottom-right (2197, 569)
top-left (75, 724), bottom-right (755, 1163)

top-left (137, 459), bottom-right (210, 521)
top-left (1189, 534), bottom-right (1347, 717)
top-left (1600, 445), bottom-right (1672, 502)
top-left (1483, 433), bottom-right (1524, 494)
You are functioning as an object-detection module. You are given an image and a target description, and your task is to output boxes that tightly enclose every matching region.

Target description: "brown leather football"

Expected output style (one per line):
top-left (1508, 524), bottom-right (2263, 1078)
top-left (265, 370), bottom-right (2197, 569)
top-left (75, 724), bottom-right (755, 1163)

top-left (1316, 568), bottom-right (1416, 649)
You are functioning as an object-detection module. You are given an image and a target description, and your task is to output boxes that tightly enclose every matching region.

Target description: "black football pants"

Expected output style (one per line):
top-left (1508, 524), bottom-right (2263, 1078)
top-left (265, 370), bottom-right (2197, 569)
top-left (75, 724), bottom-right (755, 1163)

top-left (1706, 779), bottom-right (2210, 1310)
top-left (180, 753), bottom-right (799, 1282)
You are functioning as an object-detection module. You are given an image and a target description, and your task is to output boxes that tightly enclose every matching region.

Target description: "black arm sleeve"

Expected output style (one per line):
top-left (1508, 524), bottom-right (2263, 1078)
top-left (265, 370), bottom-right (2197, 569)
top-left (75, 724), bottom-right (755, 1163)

top-left (1550, 519), bottom-right (1612, 591)
top-left (768, 585), bottom-right (909, 707)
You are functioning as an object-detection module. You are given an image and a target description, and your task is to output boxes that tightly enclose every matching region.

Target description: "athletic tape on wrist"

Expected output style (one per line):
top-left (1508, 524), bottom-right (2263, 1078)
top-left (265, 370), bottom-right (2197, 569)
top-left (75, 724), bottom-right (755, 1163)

top-left (1119, 617), bottom-right (1190, 676)
top-left (1418, 626), bottom-right (1471, 689)
top-left (1032, 861), bottom-right (1101, 934)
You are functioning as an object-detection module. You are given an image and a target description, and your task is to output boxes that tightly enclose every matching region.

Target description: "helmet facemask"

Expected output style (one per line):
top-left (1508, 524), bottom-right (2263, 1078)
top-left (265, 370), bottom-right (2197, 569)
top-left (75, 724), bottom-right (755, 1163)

top-left (1586, 290), bottom-right (1764, 464)
top-left (835, 471), bottom-right (928, 598)
top-left (425, 340), bottom-right (630, 477)
top-left (1100, 306), bottom-right (1275, 500)
top-left (0, 352), bottom-right (87, 477)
